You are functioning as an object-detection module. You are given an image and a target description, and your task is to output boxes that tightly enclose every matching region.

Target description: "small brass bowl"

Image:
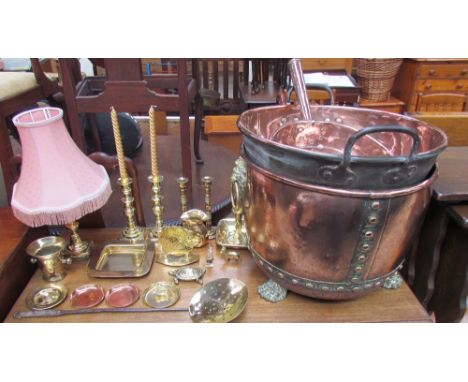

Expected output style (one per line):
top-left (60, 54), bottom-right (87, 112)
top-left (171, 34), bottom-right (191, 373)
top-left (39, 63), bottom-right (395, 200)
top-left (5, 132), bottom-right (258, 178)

top-left (26, 283), bottom-right (68, 310)
top-left (189, 278), bottom-right (248, 323)
top-left (143, 281), bottom-right (180, 308)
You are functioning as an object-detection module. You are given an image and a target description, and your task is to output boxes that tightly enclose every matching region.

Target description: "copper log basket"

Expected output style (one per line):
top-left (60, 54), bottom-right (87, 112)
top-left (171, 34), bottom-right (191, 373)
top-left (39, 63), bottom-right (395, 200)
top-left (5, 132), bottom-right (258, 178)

top-left (242, 156), bottom-right (437, 300)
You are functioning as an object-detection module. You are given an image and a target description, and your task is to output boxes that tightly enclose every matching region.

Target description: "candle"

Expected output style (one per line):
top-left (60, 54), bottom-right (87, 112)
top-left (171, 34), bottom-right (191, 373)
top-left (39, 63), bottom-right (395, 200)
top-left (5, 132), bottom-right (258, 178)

top-left (149, 106), bottom-right (159, 180)
top-left (110, 107), bottom-right (128, 180)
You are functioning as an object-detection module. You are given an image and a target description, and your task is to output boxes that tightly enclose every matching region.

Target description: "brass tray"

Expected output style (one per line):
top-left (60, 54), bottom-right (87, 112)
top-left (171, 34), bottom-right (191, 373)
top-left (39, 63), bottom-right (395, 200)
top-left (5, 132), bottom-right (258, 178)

top-left (88, 240), bottom-right (154, 278)
top-left (215, 218), bottom-right (248, 249)
top-left (143, 281), bottom-right (180, 308)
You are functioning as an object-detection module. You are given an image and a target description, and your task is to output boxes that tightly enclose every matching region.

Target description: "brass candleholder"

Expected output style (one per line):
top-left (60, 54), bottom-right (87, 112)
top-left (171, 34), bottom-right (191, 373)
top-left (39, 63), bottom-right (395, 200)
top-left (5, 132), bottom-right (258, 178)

top-left (149, 175), bottom-right (164, 239)
top-left (177, 176), bottom-right (189, 213)
top-left (202, 176), bottom-right (215, 237)
top-left (118, 177), bottom-right (145, 241)
top-left (65, 221), bottom-right (90, 261)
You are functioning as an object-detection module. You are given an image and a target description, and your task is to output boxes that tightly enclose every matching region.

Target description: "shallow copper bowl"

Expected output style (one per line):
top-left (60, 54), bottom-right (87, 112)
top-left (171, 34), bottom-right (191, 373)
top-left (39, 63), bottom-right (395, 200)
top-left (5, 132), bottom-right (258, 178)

top-left (189, 278), bottom-right (248, 323)
top-left (70, 284), bottom-right (104, 308)
top-left (105, 283), bottom-right (140, 308)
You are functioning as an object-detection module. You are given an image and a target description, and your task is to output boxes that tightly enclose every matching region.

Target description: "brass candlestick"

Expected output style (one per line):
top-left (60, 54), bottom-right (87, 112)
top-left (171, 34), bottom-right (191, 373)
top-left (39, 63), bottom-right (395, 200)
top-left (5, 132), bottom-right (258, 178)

top-left (111, 107), bottom-right (144, 241)
top-left (202, 176), bottom-right (215, 236)
top-left (65, 221), bottom-right (90, 260)
top-left (149, 175), bottom-right (164, 239)
top-left (148, 106), bottom-right (164, 239)
top-left (177, 177), bottom-right (189, 213)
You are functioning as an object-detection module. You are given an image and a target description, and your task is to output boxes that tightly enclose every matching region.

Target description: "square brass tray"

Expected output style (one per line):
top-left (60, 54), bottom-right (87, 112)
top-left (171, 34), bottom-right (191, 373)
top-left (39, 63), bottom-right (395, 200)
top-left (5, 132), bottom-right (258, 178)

top-left (88, 239), bottom-right (154, 278)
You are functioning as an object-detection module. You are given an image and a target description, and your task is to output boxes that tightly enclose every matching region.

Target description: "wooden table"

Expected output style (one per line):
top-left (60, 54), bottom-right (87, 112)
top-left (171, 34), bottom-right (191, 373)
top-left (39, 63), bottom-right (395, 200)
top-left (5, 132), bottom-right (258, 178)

top-left (5, 228), bottom-right (431, 323)
top-left (412, 146), bottom-right (468, 322)
top-left (0, 208), bottom-right (47, 321)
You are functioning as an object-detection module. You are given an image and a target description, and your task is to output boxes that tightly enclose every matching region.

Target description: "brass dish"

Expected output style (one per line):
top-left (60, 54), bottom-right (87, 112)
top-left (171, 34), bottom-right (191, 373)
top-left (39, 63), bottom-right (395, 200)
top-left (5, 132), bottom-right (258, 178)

top-left (105, 283), bottom-right (140, 308)
top-left (88, 239), bottom-right (154, 278)
top-left (169, 266), bottom-right (206, 284)
top-left (189, 278), bottom-right (248, 323)
top-left (156, 226), bottom-right (199, 266)
top-left (215, 218), bottom-right (248, 249)
top-left (70, 284), bottom-right (105, 308)
top-left (143, 281), bottom-right (180, 308)
top-left (26, 283), bottom-right (68, 310)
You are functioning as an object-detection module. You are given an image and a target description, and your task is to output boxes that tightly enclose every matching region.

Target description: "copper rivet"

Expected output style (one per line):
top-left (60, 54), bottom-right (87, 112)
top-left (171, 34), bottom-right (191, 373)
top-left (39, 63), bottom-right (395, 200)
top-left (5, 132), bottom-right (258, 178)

top-left (358, 255), bottom-right (366, 261)
top-left (351, 277), bottom-right (360, 283)
top-left (365, 231), bottom-right (374, 238)
top-left (352, 286), bottom-right (362, 292)
top-left (355, 266), bottom-right (363, 271)
top-left (371, 201), bottom-right (381, 210)
top-left (368, 216), bottom-right (378, 224)
top-left (267, 266), bottom-right (272, 272)
top-left (362, 243), bottom-right (370, 251)
top-left (321, 286), bottom-right (329, 291)
top-left (292, 279), bottom-right (298, 284)
top-left (337, 286), bottom-right (345, 291)
top-left (278, 272), bottom-right (284, 279)
top-left (306, 283), bottom-right (313, 288)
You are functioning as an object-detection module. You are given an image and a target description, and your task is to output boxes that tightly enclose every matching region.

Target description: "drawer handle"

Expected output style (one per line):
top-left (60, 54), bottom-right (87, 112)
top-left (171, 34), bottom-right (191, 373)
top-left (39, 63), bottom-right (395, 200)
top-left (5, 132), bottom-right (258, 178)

top-left (428, 69), bottom-right (437, 76)
top-left (425, 84), bottom-right (432, 90)
top-left (461, 69), bottom-right (468, 76)
top-left (318, 59), bottom-right (326, 65)
top-left (456, 83), bottom-right (463, 89)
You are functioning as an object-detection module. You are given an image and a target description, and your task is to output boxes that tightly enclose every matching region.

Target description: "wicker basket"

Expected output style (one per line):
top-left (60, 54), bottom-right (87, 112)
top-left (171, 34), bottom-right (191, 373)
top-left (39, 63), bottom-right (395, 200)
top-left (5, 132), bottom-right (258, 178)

top-left (355, 58), bottom-right (403, 101)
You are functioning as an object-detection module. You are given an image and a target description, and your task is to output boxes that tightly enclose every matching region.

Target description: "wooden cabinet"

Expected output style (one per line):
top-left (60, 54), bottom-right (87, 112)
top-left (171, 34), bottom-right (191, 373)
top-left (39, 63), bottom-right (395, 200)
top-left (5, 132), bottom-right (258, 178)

top-left (392, 59), bottom-right (468, 112)
top-left (300, 58), bottom-right (353, 75)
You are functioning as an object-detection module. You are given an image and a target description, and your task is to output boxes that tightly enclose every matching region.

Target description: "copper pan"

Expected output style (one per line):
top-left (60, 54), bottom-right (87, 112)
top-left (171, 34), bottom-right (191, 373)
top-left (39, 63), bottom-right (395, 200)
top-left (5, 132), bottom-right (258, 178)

top-left (241, 154), bottom-right (437, 300)
top-left (238, 103), bottom-right (447, 190)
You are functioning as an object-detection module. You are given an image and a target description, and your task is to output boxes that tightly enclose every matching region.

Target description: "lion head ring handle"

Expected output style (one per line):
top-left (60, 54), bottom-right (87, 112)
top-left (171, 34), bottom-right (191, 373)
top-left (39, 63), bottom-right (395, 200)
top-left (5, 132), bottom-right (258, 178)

top-left (318, 124), bottom-right (422, 187)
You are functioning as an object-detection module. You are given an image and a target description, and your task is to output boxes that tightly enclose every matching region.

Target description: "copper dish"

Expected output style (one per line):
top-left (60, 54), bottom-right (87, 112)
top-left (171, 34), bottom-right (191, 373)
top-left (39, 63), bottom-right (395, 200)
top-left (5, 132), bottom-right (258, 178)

top-left (70, 284), bottom-right (105, 308)
top-left (105, 283), bottom-right (140, 308)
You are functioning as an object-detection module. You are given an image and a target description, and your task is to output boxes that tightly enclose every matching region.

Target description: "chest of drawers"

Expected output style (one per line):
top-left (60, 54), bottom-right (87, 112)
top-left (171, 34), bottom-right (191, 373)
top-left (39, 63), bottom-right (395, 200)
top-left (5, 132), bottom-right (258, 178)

top-left (392, 59), bottom-right (468, 112)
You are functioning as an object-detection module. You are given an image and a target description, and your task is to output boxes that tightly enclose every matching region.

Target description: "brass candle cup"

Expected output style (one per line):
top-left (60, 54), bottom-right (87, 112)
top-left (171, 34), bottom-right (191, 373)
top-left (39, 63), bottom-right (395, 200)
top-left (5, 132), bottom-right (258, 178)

top-left (26, 236), bottom-right (72, 282)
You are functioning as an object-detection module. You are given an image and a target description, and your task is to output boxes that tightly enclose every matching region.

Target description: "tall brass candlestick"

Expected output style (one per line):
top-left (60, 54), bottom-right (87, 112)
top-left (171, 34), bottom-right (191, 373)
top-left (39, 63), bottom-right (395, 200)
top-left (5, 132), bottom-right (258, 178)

top-left (177, 177), bottom-right (189, 213)
top-left (110, 107), bottom-right (143, 240)
top-left (148, 106), bottom-right (164, 238)
top-left (149, 106), bottom-right (159, 179)
top-left (202, 176), bottom-right (214, 235)
top-left (111, 107), bottom-right (128, 180)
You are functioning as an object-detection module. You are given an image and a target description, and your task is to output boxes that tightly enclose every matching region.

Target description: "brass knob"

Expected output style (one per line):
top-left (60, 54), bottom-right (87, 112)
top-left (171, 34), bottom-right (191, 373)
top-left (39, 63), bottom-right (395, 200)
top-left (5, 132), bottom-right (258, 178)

top-left (425, 84), bottom-right (432, 90)
top-left (318, 59), bottom-right (326, 65)
top-left (461, 69), bottom-right (468, 75)
top-left (456, 83), bottom-right (463, 89)
top-left (428, 69), bottom-right (436, 76)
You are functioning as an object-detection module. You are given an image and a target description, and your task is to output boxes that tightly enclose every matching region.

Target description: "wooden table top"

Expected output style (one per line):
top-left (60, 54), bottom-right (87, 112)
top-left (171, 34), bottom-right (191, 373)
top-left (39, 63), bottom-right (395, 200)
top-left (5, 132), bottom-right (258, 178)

top-left (434, 146), bottom-right (468, 202)
top-left (5, 228), bottom-right (432, 323)
top-left (0, 208), bottom-right (28, 267)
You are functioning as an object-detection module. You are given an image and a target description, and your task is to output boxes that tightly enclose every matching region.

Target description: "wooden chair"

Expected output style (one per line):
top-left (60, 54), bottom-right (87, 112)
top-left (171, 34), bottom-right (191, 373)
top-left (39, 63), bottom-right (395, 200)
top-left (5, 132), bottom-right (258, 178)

top-left (407, 112), bottom-right (468, 146)
top-left (0, 59), bottom-right (61, 201)
top-left (58, 58), bottom-right (203, 201)
top-left (415, 93), bottom-right (467, 112)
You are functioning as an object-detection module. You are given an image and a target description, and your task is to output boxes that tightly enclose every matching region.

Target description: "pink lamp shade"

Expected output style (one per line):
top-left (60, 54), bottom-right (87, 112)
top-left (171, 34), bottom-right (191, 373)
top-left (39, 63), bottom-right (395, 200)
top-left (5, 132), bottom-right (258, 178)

top-left (11, 107), bottom-right (112, 227)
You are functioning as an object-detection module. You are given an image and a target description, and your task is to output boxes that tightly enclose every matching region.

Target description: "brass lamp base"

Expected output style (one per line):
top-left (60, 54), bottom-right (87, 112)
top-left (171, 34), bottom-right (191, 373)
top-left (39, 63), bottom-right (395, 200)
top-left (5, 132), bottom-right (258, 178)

top-left (65, 221), bottom-right (91, 261)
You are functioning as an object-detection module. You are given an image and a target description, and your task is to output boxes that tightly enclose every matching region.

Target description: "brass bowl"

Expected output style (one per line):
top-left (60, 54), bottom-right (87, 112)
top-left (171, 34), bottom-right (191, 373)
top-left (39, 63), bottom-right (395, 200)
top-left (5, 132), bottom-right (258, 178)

top-left (189, 278), bottom-right (248, 323)
top-left (26, 283), bottom-right (68, 310)
top-left (143, 281), bottom-right (180, 308)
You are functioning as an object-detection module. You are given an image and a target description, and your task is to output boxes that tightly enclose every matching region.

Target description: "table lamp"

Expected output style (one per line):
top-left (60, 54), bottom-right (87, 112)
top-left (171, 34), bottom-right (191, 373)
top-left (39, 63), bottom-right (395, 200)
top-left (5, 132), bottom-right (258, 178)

top-left (10, 107), bottom-right (112, 261)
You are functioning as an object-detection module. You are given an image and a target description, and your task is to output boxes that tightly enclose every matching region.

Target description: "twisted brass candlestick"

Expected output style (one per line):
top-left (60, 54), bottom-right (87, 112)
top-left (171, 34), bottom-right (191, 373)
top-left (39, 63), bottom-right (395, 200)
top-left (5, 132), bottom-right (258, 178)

top-left (177, 177), bottom-right (189, 213)
top-left (149, 175), bottom-right (164, 239)
top-left (111, 107), bottom-right (144, 240)
top-left (202, 176), bottom-right (214, 236)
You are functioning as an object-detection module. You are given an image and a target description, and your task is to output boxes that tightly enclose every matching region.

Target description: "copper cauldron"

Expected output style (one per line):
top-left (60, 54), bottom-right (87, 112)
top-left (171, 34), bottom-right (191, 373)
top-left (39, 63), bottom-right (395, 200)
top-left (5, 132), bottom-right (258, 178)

top-left (241, 156), bottom-right (436, 300)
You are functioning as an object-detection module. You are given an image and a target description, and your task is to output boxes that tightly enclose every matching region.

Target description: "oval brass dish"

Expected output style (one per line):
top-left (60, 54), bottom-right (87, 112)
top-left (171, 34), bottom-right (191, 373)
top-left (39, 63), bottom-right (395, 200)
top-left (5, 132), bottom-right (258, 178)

top-left (70, 284), bottom-right (104, 308)
top-left (105, 283), bottom-right (140, 308)
top-left (143, 281), bottom-right (180, 308)
top-left (189, 278), bottom-right (248, 323)
top-left (26, 283), bottom-right (68, 310)
top-left (169, 266), bottom-right (205, 284)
